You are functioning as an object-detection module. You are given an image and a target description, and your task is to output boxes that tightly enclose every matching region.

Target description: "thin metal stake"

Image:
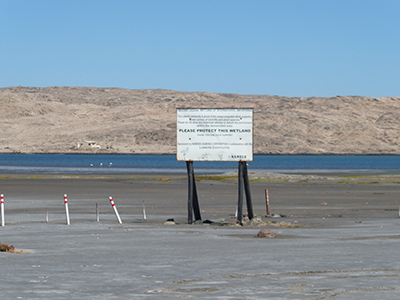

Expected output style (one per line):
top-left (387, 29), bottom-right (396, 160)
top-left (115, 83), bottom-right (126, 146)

top-left (143, 200), bottom-right (147, 220)
top-left (265, 188), bottom-right (270, 217)
top-left (96, 203), bottom-right (100, 222)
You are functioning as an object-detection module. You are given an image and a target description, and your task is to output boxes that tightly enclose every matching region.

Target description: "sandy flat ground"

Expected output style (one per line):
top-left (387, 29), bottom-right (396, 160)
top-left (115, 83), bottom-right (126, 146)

top-left (1, 174), bottom-right (400, 299)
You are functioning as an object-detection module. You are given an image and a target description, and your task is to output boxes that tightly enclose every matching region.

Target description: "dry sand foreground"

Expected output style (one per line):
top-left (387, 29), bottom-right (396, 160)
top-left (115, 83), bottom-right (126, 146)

top-left (1, 174), bottom-right (400, 299)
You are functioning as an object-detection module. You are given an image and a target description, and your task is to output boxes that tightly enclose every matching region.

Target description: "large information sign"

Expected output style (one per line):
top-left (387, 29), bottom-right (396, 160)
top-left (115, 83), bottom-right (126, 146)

top-left (177, 108), bottom-right (253, 161)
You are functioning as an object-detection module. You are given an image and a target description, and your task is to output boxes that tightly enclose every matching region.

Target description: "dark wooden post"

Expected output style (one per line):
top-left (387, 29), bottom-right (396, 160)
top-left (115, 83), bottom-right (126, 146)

top-left (186, 161), bottom-right (202, 224)
top-left (192, 177), bottom-right (201, 222)
top-left (186, 161), bottom-right (194, 224)
top-left (243, 162), bottom-right (254, 220)
top-left (237, 161), bottom-right (244, 224)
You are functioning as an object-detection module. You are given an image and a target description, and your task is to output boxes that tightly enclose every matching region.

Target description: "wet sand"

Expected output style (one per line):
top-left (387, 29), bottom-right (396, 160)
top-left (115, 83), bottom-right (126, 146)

top-left (1, 173), bottom-right (400, 299)
top-left (1, 173), bottom-right (399, 225)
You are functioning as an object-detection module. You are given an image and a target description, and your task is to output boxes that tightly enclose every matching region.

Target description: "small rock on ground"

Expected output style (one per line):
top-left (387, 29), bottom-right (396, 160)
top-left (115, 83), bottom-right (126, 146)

top-left (257, 229), bottom-right (278, 238)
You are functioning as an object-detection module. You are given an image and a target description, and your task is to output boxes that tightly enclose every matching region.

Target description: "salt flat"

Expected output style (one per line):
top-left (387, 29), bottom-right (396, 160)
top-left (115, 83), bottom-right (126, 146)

top-left (1, 175), bottom-right (400, 299)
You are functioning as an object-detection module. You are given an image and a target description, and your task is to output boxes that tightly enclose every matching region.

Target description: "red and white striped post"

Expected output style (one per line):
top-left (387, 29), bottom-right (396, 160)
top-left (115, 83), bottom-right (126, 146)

top-left (109, 196), bottom-right (122, 224)
top-left (64, 194), bottom-right (70, 225)
top-left (1, 194), bottom-right (5, 226)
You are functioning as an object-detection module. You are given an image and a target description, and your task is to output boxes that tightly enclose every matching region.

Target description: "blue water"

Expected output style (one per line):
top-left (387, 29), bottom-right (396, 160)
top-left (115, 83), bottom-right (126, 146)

top-left (0, 154), bottom-right (399, 174)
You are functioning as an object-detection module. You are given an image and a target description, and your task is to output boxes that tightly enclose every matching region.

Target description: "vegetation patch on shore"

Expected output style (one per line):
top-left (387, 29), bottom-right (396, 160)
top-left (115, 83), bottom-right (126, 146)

top-left (0, 243), bottom-right (29, 254)
top-left (195, 175), bottom-right (241, 182)
top-left (0, 243), bottom-right (15, 252)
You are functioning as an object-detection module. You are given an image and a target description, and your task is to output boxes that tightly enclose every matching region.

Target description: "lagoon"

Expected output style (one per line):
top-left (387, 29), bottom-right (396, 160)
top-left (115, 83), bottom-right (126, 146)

top-left (0, 154), bottom-right (399, 174)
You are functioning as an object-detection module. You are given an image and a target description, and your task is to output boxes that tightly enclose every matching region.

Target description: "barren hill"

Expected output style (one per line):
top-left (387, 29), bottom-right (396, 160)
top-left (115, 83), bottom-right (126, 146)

top-left (1, 86), bottom-right (399, 155)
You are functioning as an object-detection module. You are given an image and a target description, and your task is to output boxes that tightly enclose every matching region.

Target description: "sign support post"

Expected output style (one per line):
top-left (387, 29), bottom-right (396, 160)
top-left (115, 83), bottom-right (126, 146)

top-left (237, 161), bottom-right (254, 224)
top-left (186, 161), bottom-right (201, 224)
top-left (237, 162), bottom-right (244, 224)
top-left (243, 161), bottom-right (254, 220)
top-left (187, 161), bottom-right (193, 224)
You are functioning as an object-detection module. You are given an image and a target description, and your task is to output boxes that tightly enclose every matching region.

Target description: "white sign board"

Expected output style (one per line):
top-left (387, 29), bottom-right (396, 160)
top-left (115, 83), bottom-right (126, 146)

top-left (177, 108), bottom-right (253, 161)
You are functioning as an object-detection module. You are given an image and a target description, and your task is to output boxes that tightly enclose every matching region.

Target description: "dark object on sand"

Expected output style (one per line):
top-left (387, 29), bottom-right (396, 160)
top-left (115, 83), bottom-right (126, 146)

top-left (202, 219), bottom-right (229, 226)
top-left (0, 243), bottom-right (15, 252)
top-left (257, 229), bottom-right (278, 238)
top-left (266, 213), bottom-right (287, 218)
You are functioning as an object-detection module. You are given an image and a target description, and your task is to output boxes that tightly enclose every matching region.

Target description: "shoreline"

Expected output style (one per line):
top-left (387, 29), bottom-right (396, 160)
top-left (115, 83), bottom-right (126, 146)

top-left (0, 170), bottom-right (400, 179)
top-left (1, 151), bottom-right (400, 156)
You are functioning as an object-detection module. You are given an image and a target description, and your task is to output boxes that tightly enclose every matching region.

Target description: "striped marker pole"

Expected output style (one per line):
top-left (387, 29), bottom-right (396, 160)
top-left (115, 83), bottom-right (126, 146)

top-left (109, 196), bottom-right (122, 224)
top-left (64, 194), bottom-right (70, 225)
top-left (1, 194), bottom-right (5, 226)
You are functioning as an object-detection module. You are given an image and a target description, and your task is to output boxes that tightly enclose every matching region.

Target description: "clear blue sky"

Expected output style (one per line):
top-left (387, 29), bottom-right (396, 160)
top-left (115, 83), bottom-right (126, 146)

top-left (1, 0), bottom-right (399, 97)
